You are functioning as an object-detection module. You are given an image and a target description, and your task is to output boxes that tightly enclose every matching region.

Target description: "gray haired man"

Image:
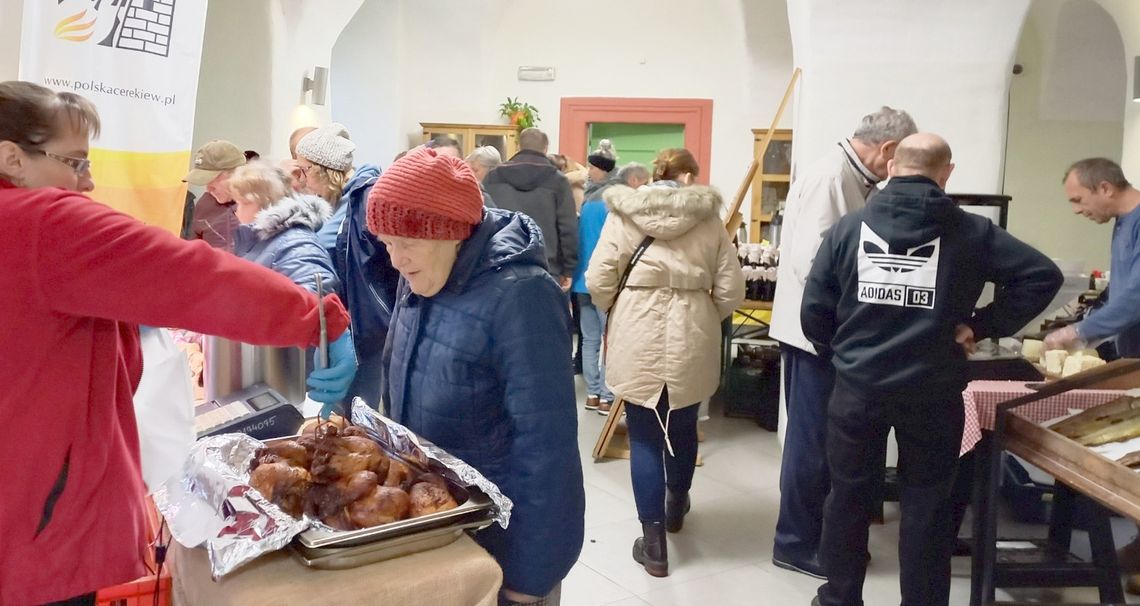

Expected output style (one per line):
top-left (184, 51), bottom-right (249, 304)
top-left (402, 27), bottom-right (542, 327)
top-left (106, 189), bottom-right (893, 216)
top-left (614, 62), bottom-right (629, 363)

top-left (768, 106), bottom-right (918, 579)
top-left (617, 162), bottom-right (651, 189)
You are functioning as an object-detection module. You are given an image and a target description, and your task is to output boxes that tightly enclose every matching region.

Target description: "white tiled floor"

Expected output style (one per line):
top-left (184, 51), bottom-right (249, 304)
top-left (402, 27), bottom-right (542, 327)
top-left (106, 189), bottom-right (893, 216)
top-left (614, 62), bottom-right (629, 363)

top-left (565, 376), bottom-right (1140, 605)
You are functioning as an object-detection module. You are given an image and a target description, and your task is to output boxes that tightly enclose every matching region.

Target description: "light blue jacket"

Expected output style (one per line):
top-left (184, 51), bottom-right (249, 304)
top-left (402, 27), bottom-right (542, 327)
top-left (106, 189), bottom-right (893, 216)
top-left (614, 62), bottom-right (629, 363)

top-left (233, 194), bottom-right (340, 294)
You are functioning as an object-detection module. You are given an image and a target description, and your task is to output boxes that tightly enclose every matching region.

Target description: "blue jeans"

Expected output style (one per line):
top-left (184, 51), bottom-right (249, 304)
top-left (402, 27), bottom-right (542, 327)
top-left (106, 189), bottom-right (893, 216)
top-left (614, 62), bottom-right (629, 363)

top-left (576, 293), bottom-right (613, 401)
top-left (625, 387), bottom-right (699, 523)
top-left (774, 344), bottom-right (835, 562)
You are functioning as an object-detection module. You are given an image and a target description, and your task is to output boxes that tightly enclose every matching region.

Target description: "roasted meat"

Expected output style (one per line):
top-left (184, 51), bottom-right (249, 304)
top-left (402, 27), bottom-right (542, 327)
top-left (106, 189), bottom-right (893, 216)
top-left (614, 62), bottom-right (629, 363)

top-left (252, 440), bottom-right (312, 470)
top-left (249, 426), bottom-right (461, 530)
top-left (309, 425), bottom-right (390, 482)
top-left (249, 461), bottom-right (312, 518)
top-left (384, 459), bottom-right (415, 490)
top-left (305, 470), bottom-right (380, 520)
top-left (346, 485), bottom-right (412, 528)
top-left (408, 478), bottom-right (459, 517)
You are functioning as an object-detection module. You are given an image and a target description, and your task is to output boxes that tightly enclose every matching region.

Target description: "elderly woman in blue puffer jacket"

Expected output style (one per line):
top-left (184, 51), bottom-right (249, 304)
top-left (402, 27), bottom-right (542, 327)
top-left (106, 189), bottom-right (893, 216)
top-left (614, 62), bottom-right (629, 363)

top-left (228, 161), bottom-right (340, 294)
top-left (371, 148), bottom-right (585, 606)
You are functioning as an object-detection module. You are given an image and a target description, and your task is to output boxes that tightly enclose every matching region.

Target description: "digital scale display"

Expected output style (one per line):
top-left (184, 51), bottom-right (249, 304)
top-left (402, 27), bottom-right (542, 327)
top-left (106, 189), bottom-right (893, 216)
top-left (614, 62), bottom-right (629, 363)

top-left (193, 384), bottom-right (303, 440)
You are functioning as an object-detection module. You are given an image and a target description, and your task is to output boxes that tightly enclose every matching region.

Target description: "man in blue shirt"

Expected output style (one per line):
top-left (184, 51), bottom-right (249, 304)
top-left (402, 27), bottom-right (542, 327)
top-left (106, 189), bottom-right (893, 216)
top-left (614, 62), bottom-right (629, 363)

top-left (1045, 158), bottom-right (1140, 355)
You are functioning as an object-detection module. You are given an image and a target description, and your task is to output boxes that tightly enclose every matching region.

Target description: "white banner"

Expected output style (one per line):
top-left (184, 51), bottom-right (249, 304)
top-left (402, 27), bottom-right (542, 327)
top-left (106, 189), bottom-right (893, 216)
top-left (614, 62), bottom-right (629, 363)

top-left (20, 0), bottom-right (208, 232)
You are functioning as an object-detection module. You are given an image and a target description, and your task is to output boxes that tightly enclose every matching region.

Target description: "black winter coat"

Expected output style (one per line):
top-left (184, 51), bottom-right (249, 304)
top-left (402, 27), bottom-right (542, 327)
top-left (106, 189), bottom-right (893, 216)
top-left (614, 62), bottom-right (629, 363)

top-left (802, 176), bottom-right (1062, 401)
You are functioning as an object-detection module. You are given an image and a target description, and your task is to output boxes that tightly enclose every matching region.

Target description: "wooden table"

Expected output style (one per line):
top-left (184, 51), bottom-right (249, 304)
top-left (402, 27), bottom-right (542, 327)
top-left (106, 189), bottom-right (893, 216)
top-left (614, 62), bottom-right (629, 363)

top-left (737, 300), bottom-right (773, 311)
top-left (970, 360), bottom-right (1140, 606)
top-left (960, 380), bottom-right (1123, 456)
top-left (170, 534), bottom-right (502, 606)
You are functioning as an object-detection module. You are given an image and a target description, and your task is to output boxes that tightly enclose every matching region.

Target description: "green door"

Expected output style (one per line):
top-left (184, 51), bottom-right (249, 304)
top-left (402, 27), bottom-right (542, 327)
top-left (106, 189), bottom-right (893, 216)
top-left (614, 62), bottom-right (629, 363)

top-left (587, 123), bottom-right (685, 169)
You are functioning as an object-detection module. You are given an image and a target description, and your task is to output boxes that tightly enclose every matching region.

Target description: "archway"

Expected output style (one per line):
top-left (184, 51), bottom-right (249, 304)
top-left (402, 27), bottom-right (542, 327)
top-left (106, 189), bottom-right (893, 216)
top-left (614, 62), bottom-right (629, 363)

top-left (1002, 0), bottom-right (1126, 271)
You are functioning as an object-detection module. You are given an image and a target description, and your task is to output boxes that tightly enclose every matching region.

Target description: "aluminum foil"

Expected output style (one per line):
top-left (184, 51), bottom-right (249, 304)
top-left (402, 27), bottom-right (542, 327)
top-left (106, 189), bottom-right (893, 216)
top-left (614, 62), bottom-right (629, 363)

top-left (348, 398), bottom-right (512, 528)
top-left (152, 401), bottom-right (510, 579)
top-left (152, 433), bottom-right (309, 579)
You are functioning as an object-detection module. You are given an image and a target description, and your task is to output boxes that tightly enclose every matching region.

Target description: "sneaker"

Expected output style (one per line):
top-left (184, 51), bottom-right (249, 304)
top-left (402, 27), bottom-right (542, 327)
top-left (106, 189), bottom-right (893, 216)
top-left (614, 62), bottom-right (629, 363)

top-left (597, 400), bottom-right (613, 415)
top-left (585, 396), bottom-right (600, 410)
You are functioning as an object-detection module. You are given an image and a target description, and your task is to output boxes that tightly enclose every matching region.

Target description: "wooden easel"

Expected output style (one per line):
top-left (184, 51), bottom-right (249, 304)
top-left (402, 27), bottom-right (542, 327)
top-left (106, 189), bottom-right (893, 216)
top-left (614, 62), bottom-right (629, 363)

top-left (592, 399), bottom-right (630, 461)
top-left (591, 399), bottom-right (705, 466)
top-left (725, 67), bottom-right (801, 239)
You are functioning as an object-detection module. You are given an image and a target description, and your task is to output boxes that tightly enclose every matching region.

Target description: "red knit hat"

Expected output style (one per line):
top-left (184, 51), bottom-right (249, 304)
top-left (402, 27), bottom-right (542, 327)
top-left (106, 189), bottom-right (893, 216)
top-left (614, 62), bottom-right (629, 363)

top-left (367, 148), bottom-right (484, 240)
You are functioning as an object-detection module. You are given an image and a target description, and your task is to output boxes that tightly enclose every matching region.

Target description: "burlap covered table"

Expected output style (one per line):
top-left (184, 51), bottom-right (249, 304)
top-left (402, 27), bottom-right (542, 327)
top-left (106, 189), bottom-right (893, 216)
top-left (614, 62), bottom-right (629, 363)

top-left (170, 533), bottom-right (502, 605)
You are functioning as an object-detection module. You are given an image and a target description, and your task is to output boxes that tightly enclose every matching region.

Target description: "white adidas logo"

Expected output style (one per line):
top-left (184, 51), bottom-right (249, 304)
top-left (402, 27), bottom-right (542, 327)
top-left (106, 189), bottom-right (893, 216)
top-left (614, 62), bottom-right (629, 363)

top-left (856, 223), bottom-right (939, 309)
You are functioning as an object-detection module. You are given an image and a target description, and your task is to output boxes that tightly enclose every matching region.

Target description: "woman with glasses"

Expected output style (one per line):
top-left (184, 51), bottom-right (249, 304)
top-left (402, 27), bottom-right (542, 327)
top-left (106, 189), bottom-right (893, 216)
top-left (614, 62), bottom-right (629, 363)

top-left (0, 80), bottom-right (358, 606)
top-left (292, 123), bottom-right (383, 258)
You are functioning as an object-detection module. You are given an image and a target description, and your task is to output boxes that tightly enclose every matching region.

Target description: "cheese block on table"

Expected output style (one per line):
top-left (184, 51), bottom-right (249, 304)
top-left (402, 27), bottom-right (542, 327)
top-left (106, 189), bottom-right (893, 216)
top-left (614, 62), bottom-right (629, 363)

top-left (1044, 350), bottom-right (1068, 376)
top-left (1021, 339), bottom-right (1044, 361)
top-left (1062, 355), bottom-right (1083, 377)
top-left (1059, 352), bottom-right (1107, 377)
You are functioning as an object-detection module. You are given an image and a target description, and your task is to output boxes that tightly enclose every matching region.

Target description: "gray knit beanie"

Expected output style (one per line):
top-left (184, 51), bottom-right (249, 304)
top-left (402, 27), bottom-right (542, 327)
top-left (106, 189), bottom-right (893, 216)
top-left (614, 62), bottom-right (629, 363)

top-left (297, 123), bottom-right (355, 171)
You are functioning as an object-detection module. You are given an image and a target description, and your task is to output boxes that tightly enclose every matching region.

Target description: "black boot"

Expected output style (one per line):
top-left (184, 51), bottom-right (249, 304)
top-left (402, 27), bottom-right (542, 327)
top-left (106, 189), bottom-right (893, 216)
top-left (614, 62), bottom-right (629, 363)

top-left (665, 490), bottom-right (690, 533)
top-left (632, 521), bottom-right (669, 577)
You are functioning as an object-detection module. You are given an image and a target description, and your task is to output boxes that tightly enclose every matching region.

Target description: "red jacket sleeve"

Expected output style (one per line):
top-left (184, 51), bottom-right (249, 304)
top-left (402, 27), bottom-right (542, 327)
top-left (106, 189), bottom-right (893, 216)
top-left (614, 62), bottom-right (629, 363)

top-left (32, 193), bottom-right (348, 346)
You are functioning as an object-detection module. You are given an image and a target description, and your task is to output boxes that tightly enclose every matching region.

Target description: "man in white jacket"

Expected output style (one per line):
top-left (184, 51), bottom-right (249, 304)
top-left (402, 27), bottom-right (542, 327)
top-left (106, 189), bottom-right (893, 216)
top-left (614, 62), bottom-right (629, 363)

top-left (769, 107), bottom-right (917, 579)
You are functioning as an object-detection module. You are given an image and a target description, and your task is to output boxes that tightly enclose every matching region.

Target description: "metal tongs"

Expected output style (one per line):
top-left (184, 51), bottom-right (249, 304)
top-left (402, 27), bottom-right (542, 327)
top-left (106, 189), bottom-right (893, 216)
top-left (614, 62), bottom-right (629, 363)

top-left (315, 273), bottom-right (329, 370)
top-left (314, 274), bottom-right (350, 427)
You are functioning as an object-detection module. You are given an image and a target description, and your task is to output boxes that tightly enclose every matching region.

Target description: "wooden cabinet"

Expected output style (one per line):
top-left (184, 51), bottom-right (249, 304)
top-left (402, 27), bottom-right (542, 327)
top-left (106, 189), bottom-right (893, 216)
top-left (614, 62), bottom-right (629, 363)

top-left (420, 123), bottom-right (519, 161)
top-left (749, 128), bottom-right (793, 243)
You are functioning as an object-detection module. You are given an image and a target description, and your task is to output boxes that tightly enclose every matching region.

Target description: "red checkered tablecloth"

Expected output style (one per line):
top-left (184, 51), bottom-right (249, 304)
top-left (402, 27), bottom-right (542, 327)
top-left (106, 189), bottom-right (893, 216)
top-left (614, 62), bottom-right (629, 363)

top-left (960, 380), bottom-right (1126, 456)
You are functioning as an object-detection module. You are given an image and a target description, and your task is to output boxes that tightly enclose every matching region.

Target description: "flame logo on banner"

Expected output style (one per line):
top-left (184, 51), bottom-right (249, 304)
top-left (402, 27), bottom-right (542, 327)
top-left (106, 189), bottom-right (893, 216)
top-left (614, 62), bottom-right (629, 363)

top-left (54, 10), bottom-right (96, 42)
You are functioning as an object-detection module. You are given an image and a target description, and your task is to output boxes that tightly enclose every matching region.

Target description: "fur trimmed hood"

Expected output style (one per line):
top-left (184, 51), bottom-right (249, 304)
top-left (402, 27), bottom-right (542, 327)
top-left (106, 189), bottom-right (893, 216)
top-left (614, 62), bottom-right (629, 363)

top-left (602, 184), bottom-right (722, 240)
top-left (250, 194), bottom-right (332, 240)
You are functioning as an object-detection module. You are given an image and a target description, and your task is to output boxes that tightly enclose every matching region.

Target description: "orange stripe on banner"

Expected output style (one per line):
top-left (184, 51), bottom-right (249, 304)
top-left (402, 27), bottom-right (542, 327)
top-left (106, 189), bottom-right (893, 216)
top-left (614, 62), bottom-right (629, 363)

top-left (91, 185), bottom-right (188, 235)
top-left (89, 149), bottom-right (193, 190)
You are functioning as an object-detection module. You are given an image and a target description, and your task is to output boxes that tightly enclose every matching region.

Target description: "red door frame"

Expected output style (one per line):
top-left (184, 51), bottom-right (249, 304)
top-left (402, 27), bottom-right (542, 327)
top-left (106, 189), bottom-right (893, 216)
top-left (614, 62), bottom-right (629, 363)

top-left (558, 97), bottom-right (714, 185)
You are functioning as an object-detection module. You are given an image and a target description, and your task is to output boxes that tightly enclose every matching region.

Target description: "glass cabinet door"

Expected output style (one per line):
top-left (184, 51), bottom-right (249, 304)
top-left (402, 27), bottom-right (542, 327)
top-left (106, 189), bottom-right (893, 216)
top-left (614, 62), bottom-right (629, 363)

top-left (763, 140), bottom-right (792, 175)
top-left (427, 130), bottom-right (465, 150)
top-left (474, 133), bottom-right (507, 160)
top-left (761, 181), bottom-right (789, 217)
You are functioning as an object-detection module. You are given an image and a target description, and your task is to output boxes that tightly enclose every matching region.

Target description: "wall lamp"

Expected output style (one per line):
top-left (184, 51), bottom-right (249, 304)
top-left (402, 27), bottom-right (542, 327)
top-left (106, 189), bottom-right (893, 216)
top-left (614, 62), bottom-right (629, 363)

top-left (302, 66), bottom-right (328, 106)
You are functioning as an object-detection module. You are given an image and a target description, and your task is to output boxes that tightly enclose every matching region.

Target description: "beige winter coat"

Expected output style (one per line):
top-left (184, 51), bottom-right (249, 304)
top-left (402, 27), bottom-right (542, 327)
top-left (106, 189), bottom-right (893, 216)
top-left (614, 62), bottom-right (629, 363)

top-left (586, 184), bottom-right (745, 411)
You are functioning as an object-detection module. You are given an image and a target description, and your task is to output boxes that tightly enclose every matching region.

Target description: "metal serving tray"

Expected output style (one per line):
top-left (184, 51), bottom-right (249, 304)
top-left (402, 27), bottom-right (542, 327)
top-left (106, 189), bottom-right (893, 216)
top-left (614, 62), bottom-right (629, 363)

top-left (290, 514), bottom-right (494, 569)
top-left (295, 487), bottom-right (495, 549)
top-left (261, 435), bottom-right (498, 550)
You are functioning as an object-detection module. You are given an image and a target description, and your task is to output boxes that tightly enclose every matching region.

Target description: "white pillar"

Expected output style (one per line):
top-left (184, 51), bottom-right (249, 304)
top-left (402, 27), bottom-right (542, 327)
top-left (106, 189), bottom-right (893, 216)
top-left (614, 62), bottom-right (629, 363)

top-left (787, 0), bottom-right (1031, 193)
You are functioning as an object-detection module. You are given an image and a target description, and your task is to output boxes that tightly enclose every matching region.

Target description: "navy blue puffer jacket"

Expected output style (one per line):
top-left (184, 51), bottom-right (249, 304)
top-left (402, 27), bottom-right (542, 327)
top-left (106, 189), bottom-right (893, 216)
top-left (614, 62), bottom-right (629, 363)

top-left (334, 164), bottom-right (399, 405)
top-left (383, 208), bottom-right (585, 596)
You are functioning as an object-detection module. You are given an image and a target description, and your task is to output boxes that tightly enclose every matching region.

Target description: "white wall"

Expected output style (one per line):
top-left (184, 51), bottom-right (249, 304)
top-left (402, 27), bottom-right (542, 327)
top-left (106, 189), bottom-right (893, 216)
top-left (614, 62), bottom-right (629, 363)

top-left (1097, 0), bottom-right (1140, 179)
top-left (192, 0), bottom-right (274, 157)
top-left (1003, 0), bottom-right (1122, 271)
top-left (787, 0), bottom-right (1030, 194)
top-left (0, 0), bottom-right (21, 81)
top-left (330, 0), bottom-right (403, 166)
top-left (192, 0), bottom-right (362, 161)
top-left (331, 0), bottom-right (795, 198)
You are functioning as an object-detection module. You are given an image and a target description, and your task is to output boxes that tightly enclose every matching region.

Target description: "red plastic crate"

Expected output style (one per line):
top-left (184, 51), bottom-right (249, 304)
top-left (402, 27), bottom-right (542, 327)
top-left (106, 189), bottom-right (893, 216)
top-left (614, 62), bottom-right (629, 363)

top-left (97, 496), bottom-right (173, 606)
top-left (96, 574), bottom-right (171, 606)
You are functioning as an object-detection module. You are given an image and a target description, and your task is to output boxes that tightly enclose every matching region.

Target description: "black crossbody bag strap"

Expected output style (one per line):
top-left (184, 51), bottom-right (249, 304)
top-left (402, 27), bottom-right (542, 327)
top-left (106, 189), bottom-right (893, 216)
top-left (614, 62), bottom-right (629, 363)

top-left (603, 235), bottom-right (655, 359)
top-left (615, 235), bottom-right (655, 297)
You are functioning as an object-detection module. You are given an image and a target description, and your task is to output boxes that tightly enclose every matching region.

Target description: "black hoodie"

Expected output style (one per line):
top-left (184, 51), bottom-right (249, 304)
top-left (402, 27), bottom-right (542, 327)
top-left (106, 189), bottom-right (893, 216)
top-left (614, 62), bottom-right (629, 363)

top-left (483, 149), bottom-right (578, 276)
top-left (802, 175), bottom-right (1062, 401)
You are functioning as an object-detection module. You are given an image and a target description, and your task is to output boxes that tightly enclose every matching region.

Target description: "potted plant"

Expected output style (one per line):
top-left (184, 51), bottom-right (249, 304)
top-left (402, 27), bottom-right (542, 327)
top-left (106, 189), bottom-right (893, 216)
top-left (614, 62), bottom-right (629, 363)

top-left (499, 97), bottom-right (540, 130)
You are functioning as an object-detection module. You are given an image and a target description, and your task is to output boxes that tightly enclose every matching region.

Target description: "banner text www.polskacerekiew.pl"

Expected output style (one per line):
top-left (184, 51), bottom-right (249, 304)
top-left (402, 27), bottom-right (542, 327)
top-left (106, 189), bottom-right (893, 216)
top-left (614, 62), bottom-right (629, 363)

top-left (43, 77), bottom-right (176, 106)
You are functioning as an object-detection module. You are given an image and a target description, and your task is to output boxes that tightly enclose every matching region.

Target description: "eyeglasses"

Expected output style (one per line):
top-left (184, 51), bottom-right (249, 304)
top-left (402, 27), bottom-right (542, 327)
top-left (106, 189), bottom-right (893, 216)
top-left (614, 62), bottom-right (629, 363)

top-left (25, 148), bottom-right (92, 175)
